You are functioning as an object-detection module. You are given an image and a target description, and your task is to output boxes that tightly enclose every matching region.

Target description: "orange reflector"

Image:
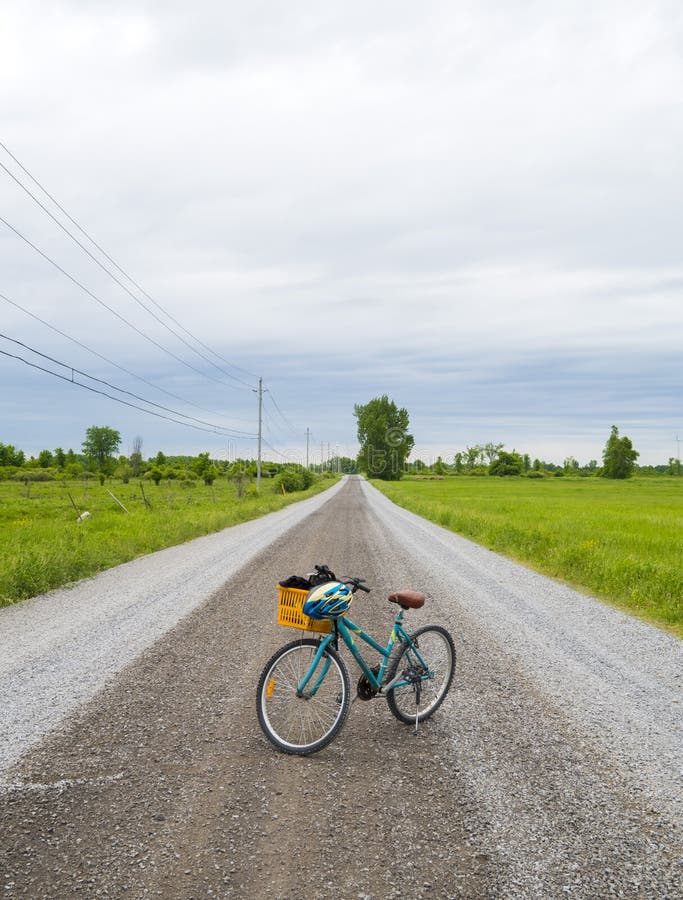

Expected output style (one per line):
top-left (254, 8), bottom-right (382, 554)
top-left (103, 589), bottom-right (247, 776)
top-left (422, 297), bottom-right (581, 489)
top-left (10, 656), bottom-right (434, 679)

top-left (267, 678), bottom-right (275, 698)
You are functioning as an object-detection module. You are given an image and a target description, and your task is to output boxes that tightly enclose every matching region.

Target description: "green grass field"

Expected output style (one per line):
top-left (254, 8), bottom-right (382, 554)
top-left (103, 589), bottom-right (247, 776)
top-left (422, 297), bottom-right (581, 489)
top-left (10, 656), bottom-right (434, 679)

top-left (372, 476), bottom-right (683, 636)
top-left (0, 476), bottom-right (338, 606)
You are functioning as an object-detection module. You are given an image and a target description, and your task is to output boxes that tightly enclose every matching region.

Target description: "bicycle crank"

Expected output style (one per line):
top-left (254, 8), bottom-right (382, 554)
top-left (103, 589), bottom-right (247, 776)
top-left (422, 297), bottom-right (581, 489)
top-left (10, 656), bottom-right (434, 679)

top-left (357, 665), bottom-right (381, 700)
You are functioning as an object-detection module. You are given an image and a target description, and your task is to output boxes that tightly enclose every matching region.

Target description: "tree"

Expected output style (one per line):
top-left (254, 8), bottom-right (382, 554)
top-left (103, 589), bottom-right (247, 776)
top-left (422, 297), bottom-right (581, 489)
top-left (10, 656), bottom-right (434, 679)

top-left (191, 452), bottom-right (221, 485)
top-left (82, 426), bottom-right (121, 473)
top-left (327, 455), bottom-right (357, 474)
top-left (406, 459), bottom-right (427, 474)
top-left (192, 452), bottom-right (211, 480)
top-left (116, 456), bottom-right (133, 483)
top-left (354, 395), bottom-right (414, 480)
top-left (464, 445), bottom-right (484, 471)
top-left (54, 447), bottom-right (66, 468)
top-left (432, 455), bottom-right (447, 476)
top-left (38, 449), bottom-right (53, 468)
top-left (228, 458), bottom-right (257, 479)
top-left (601, 425), bottom-right (639, 479)
top-left (0, 443), bottom-right (25, 467)
top-left (483, 442), bottom-right (504, 465)
top-left (563, 456), bottom-right (580, 473)
top-left (130, 435), bottom-right (143, 477)
top-left (489, 450), bottom-right (523, 476)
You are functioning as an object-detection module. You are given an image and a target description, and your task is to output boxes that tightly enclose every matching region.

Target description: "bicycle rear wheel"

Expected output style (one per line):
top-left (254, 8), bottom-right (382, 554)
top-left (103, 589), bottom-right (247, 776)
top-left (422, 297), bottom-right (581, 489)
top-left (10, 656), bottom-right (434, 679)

top-left (256, 638), bottom-right (350, 755)
top-left (385, 625), bottom-right (455, 724)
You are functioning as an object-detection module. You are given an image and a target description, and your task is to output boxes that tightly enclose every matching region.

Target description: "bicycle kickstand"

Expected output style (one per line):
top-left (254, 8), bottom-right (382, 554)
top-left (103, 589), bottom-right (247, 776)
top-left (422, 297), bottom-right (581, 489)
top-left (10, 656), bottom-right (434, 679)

top-left (413, 681), bottom-right (422, 737)
top-left (413, 683), bottom-right (421, 736)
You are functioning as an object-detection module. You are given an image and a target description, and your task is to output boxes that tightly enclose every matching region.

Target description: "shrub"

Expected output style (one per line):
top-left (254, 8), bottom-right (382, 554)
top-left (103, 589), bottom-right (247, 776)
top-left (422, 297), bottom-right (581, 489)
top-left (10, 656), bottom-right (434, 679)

top-left (275, 470), bottom-right (305, 493)
top-left (13, 470), bottom-right (55, 482)
top-left (203, 465), bottom-right (219, 486)
top-left (147, 466), bottom-right (164, 486)
top-left (301, 469), bottom-right (317, 488)
top-left (175, 471), bottom-right (197, 483)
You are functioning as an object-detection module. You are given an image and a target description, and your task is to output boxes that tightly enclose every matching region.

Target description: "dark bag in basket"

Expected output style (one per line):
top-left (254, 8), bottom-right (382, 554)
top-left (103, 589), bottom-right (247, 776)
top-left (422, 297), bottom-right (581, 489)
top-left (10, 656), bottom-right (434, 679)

top-left (278, 575), bottom-right (312, 590)
top-left (306, 564), bottom-right (337, 586)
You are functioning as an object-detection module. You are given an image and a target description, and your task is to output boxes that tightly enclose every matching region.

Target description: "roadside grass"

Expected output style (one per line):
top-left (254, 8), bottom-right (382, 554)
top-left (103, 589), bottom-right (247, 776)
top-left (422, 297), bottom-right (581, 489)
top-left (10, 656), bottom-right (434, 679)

top-left (372, 476), bottom-right (683, 636)
top-left (0, 476), bottom-right (339, 606)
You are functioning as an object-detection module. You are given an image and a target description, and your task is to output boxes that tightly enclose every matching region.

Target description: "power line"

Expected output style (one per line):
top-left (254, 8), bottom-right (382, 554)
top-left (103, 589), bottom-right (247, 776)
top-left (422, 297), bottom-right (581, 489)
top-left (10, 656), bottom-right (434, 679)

top-left (0, 333), bottom-right (257, 438)
top-left (266, 391), bottom-right (300, 438)
top-left (0, 140), bottom-right (258, 384)
top-left (0, 214), bottom-right (249, 392)
top-left (0, 155), bottom-right (254, 388)
top-left (0, 144), bottom-right (312, 445)
top-left (261, 437), bottom-right (295, 461)
top-left (1, 346), bottom-right (250, 438)
top-left (259, 406), bottom-right (304, 463)
top-left (0, 291), bottom-right (254, 429)
top-left (261, 404), bottom-right (292, 445)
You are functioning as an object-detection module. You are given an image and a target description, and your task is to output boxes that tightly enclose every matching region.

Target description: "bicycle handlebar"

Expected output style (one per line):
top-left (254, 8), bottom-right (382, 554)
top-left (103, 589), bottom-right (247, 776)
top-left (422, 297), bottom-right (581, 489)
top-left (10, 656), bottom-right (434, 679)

top-left (309, 564), bottom-right (371, 594)
top-left (343, 576), bottom-right (371, 594)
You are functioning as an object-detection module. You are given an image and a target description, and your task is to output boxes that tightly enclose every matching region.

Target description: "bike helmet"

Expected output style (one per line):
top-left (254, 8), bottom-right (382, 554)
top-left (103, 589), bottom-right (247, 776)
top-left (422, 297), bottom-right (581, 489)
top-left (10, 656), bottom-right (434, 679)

top-left (303, 581), bottom-right (353, 620)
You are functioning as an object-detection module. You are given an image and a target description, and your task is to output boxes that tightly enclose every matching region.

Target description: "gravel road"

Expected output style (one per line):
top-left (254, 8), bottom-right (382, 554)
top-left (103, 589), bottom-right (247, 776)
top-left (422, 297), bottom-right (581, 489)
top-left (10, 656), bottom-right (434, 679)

top-left (1, 476), bottom-right (681, 898)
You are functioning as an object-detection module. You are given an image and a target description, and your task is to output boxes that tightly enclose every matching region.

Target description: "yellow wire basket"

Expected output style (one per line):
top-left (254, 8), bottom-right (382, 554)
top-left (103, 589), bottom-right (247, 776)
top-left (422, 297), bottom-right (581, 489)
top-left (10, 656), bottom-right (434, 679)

top-left (277, 585), bottom-right (332, 634)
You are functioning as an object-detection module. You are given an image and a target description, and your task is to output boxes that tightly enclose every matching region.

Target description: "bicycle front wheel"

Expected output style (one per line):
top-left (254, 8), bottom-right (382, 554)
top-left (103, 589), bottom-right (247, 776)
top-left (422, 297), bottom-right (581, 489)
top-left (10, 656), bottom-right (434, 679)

top-left (385, 625), bottom-right (455, 724)
top-left (256, 638), bottom-right (350, 755)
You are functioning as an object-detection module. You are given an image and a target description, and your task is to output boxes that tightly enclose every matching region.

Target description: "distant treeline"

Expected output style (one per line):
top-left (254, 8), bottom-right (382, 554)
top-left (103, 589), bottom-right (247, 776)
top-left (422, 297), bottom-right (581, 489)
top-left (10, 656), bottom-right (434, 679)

top-left (1, 433), bottom-right (679, 485)
top-left (0, 441), bottom-right (346, 493)
top-left (407, 428), bottom-right (680, 478)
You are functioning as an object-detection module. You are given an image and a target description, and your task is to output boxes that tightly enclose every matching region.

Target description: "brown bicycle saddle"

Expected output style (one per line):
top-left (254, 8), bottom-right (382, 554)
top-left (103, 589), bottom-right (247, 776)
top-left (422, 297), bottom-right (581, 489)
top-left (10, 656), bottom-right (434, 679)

top-left (388, 590), bottom-right (426, 609)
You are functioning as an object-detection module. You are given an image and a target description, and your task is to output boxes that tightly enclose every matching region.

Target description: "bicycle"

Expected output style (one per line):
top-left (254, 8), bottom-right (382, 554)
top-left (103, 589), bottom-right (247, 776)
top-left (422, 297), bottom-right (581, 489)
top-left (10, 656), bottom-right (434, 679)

top-left (256, 565), bottom-right (456, 755)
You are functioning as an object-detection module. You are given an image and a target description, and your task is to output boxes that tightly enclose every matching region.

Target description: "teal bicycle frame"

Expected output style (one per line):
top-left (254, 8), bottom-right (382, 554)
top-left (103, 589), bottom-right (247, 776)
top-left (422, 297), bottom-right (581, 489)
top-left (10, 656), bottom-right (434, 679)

top-left (296, 608), bottom-right (430, 698)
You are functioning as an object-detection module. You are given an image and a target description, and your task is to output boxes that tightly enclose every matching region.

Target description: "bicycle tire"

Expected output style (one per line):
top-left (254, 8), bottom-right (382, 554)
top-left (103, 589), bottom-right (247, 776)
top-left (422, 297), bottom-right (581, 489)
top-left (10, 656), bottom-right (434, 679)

top-left (385, 625), bottom-right (455, 725)
top-left (256, 638), bottom-right (350, 755)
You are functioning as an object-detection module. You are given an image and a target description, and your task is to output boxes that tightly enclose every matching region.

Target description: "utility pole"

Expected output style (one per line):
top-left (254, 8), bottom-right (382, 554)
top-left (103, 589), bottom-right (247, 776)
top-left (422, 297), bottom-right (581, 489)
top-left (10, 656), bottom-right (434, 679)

top-left (256, 377), bottom-right (263, 491)
top-left (321, 442), bottom-right (324, 473)
top-left (306, 428), bottom-right (310, 469)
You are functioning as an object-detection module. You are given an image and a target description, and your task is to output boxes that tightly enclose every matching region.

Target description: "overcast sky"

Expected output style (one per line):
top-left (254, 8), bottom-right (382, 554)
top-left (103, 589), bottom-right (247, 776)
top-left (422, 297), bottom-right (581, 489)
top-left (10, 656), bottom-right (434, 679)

top-left (1, 1), bottom-right (682, 466)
